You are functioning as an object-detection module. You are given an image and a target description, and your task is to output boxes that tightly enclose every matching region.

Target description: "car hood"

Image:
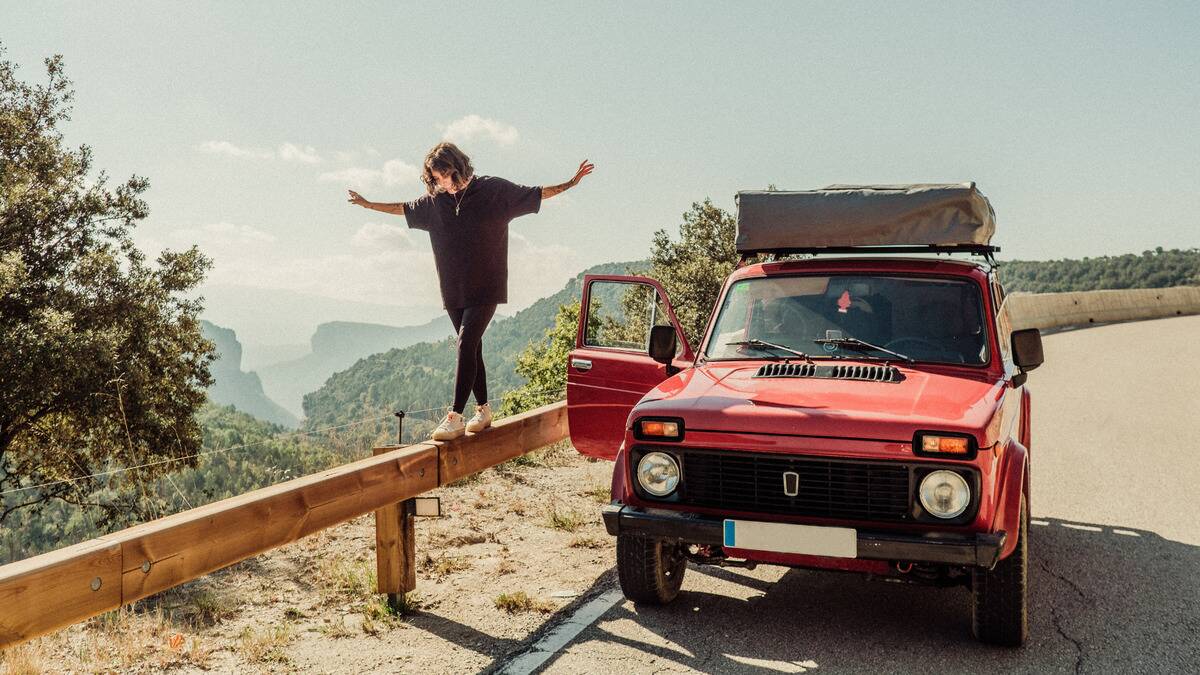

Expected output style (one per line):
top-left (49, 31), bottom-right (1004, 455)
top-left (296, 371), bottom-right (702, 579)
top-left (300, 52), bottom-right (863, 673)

top-left (635, 361), bottom-right (1007, 446)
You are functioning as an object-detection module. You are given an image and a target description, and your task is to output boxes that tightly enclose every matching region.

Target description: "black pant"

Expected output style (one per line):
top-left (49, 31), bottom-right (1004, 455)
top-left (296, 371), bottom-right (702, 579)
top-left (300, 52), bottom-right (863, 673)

top-left (447, 304), bottom-right (497, 414)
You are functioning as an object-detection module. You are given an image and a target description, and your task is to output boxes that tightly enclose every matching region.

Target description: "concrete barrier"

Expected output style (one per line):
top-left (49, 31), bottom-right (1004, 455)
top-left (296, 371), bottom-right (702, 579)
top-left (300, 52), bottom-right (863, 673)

top-left (1006, 286), bottom-right (1200, 331)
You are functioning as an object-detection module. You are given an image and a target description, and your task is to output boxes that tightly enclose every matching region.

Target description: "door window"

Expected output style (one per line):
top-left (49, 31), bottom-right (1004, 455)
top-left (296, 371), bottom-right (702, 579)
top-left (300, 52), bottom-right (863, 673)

top-left (584, 280), bottom-right (670, 352)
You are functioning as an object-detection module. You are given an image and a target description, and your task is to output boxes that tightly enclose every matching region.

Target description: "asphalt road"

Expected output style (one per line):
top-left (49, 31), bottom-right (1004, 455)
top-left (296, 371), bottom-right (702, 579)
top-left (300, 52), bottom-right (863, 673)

top-left (499, 315), bottom-right (1200, 674)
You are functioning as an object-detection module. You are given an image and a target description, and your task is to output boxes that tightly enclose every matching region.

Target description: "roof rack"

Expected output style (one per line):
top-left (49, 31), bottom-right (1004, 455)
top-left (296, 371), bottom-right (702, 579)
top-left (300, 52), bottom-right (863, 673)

top-left (739, 244), bottom-right (1000, 267)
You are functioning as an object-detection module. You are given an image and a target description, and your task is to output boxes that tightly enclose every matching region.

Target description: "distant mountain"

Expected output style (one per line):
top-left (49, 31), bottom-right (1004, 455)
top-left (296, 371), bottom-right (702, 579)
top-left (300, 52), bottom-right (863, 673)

top-left (303, 260), bottom-right (646, 433)
top-left (241, 342), bottom-right (310, 371)
top-left (1000, 248), bottom-right (1200, 293)
top-left (258, 316), bottom-right (456, 417)
top-left (197, 283), bottom-right (444, 346)
top-left (200, 321), bottom-right (300, 428)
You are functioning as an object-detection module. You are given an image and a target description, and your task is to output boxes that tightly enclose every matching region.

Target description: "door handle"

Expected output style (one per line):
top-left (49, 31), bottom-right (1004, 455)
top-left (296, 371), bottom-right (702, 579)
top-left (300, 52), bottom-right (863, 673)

top-left (571, 358), bottom-right (592, 371)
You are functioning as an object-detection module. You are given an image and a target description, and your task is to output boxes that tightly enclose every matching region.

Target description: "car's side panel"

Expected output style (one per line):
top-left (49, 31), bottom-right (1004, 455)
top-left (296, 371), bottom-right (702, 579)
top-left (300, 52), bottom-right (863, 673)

top-left (610, 446), bottom-right (629, 502)
top-left (992, 437), bottom-right (1028, 561)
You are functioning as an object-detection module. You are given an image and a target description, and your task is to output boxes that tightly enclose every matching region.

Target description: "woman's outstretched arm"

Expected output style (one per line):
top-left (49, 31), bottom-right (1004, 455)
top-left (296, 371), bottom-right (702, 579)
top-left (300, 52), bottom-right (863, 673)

top-left (541, 160), bottom-right (595, 200)
top-left (347, 189), bottom-right (405, 215)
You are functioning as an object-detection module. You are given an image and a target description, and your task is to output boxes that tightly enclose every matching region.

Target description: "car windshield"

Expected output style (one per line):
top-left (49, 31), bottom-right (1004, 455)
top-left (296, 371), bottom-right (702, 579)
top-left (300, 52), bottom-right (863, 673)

top-left (705, 274), bottom-right (990, 365)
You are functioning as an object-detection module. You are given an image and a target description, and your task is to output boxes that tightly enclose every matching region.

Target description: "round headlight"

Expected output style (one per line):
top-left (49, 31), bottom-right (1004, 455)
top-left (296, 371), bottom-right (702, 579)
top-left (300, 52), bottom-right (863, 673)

top-left (637, 452), bottom-right (680, 497)
top-left (918, 470), bottom-right (971, 519)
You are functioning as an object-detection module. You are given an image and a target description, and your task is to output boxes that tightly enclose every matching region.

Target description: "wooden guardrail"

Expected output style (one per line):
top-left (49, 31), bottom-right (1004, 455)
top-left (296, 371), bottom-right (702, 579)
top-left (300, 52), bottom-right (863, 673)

top-left (0, 401), bottom-right (568, 649)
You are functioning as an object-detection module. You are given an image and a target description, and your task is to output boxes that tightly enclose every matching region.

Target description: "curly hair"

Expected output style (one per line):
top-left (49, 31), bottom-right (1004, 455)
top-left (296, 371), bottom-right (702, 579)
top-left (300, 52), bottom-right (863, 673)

top-left (421, 142), bottom-right (474, 195)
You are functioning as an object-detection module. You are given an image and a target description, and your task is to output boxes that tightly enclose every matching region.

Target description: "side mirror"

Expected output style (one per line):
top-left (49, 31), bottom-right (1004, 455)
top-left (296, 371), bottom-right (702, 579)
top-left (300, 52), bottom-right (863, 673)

top-left (649, 325), bottom-right (677, 366)
top-left (1011, 328), bottom-right (1044, 371)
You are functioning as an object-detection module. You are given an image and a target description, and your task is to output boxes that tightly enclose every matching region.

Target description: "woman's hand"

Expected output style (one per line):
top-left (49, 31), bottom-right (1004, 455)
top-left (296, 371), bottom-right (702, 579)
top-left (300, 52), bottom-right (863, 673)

top-left (542, 160), bottom-right (595, 200)
top-left (570, 159), bottom-right (595, 186)
top-left (347, 189), bottom-right (370, 207)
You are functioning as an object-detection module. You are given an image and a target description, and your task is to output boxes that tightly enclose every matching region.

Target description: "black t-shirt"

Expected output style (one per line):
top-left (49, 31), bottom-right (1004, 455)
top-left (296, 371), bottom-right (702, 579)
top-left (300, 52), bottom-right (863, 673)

top-left (404, 175), bottom-right (542, 309)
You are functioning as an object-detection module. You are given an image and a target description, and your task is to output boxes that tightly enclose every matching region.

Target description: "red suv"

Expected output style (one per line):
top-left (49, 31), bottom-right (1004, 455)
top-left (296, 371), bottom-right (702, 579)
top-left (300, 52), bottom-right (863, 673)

top-left (566, 184), bottom-right (1043, 646)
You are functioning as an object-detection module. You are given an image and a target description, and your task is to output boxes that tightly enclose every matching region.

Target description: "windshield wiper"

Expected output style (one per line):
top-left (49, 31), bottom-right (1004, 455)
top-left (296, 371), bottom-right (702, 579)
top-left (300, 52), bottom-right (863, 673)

top-left (812, 336), bottom-right (913, 363)
top-left (725, 339), bottom-right (813, 363)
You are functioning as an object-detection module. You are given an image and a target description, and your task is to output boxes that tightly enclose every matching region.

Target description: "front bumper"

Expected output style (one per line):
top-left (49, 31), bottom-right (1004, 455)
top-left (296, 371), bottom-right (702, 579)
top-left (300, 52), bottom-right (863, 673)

top-left (602, 503), bottom-right (1006, 569)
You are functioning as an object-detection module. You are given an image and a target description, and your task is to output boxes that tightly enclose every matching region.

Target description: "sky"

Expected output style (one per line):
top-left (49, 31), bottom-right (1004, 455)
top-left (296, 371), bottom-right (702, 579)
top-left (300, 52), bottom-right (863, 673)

top-left (4, 1), bottom-right (1198, 347)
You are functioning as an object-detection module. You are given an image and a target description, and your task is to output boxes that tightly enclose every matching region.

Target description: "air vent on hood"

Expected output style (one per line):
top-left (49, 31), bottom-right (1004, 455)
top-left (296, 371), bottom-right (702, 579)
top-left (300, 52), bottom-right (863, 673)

top-left (754, 362), bottom-right (903, 383)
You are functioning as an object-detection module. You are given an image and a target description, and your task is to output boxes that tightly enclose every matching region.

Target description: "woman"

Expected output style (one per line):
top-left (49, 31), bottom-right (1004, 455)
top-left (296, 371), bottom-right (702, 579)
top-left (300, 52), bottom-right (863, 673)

top-left (348, 142), bottom-right (593, 440)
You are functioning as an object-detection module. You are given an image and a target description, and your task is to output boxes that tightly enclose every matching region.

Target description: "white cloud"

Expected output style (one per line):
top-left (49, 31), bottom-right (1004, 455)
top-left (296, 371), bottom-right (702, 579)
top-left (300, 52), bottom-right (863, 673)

top-left (351, 222), bottom-right (414, 250)
top-left (319, 158), bottom-right (420, 189)
top-left (278, 143), bottom-right (321, 164)
top-left (441, 114), bottom-right (519, 146)
top-left (197, 140), bottom-right (273, 159)
top-left (197, 140), bottom-right (322, 163)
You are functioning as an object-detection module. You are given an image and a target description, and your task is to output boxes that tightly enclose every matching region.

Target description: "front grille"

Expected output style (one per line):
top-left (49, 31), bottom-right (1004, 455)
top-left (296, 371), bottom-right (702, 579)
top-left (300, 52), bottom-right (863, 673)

top-left (679, 449), bottom-right (912, 522)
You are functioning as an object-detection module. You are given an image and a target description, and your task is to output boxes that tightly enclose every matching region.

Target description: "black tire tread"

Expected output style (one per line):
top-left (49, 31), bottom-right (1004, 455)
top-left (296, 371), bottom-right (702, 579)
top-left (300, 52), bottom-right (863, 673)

top-left (972, 496), bottom-right (1029, 646)
top-left (616, 534), bottom-right (686, 605)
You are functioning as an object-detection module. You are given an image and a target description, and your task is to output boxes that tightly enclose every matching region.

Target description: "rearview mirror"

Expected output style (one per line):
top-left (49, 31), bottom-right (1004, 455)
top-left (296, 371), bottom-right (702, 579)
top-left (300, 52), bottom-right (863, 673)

top-left (1011, 328), bottom-right (1044, 371)
top-left (649, 325), bottom-right (677, 366)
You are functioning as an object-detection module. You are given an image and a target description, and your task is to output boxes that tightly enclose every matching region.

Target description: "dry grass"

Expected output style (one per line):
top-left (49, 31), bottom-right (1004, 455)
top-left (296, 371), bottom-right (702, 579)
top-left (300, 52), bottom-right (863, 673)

top-left (438, 532), bottom-right (488, 548)
top-left (381, 591), bottom-right (424, 617)
top-left (238, 622), bottom-right (295, 663)
top-left (318, 616), bottom-right (354, 639)
top-left (317, 556), bottom-right (375, 603)
top-left (582, 484), bottom-right (612, 503)
top-left (493, 591), bottom-right (556, 614)
top-left (569, 535), bottom-right (606, 549)
top-left (0, 640), bottom-right (51, 675)
top-left (545, 503), bottom-right (588, 533)
top-left (362, 593), bottom-right (414, 632)
top-left (495, 557), bottom-right (518, 575)
top-left (183, 588), bottom-right (238, 626)
top-left (83, 605), bottom-right (214, 671)
top-left (421, 552), bottom-right (473, 579)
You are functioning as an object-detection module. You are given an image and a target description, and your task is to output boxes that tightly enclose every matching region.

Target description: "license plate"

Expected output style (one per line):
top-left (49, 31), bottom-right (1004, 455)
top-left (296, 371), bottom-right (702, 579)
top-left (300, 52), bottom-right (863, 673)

top-left (723, 519), bottom-right (857, 558)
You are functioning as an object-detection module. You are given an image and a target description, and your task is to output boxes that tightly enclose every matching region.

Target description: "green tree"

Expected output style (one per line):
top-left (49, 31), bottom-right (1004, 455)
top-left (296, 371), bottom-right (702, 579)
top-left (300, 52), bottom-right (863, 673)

top-left (0, 48), bottom-right (214, 524)
top-left (647, 198), bottom-right (742, 347)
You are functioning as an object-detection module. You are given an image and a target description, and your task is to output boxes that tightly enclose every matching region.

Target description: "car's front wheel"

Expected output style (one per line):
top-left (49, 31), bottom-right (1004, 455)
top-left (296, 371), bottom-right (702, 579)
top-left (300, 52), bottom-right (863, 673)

top-left (972, 495), bottom-right (1029, 646)
top-left (616, 534), bottom-right (687, 604)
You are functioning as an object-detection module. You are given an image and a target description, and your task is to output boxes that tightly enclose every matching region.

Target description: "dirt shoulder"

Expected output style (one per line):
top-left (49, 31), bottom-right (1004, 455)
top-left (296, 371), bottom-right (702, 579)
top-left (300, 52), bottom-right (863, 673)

top-left (1, 441), bottom-right (619, 674)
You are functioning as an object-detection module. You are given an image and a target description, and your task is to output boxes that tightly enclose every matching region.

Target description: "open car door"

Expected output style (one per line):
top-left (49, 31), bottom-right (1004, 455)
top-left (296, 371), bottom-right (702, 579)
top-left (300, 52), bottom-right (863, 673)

top-left (567, 275), bottom-right (694, 460)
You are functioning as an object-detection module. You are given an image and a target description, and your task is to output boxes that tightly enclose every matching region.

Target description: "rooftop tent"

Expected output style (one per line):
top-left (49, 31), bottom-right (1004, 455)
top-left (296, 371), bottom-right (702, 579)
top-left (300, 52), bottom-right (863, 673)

top-left (734, 183), bottom-right (997, 254)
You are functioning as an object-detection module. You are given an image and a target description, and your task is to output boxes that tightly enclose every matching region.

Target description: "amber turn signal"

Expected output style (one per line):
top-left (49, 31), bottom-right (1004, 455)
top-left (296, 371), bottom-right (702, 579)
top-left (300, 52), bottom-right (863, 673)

top-left (921, 435), bottom-right (970, 454)
top-left (639, 420), bottom-right (680, 438)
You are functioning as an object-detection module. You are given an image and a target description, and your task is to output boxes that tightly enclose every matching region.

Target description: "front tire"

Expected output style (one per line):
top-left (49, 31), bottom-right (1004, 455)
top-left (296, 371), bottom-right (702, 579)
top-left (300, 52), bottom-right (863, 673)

top-left (616, 534), bottom-right (687, 604)
top-left (972, 496), bottom-right (1029, 646)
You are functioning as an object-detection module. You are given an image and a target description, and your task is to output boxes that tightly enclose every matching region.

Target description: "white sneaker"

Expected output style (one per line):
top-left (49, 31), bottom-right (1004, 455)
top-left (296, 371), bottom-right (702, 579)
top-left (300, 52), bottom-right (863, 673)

top-left (466, 403), bottom-right (493, 433)
top-left (431, 410), bottom-right (465, 441)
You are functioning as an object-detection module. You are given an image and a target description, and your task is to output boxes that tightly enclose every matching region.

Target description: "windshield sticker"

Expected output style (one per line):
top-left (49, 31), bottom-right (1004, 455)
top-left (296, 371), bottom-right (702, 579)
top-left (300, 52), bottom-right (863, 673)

top-left (837, 290), bottom-right (852, 314)
top-left (823, 329), bottom-right (842, 352)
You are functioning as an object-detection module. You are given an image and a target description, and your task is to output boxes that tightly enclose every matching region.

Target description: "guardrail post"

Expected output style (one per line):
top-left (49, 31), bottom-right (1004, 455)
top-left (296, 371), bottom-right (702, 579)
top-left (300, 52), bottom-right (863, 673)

top-left (373, 445), bottom-right (417, 608)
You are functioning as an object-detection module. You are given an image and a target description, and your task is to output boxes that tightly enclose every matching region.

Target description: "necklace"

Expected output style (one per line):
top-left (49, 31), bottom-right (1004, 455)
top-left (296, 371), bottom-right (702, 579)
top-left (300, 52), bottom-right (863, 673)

top-left (452, 179), bottom-right (471, 216)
